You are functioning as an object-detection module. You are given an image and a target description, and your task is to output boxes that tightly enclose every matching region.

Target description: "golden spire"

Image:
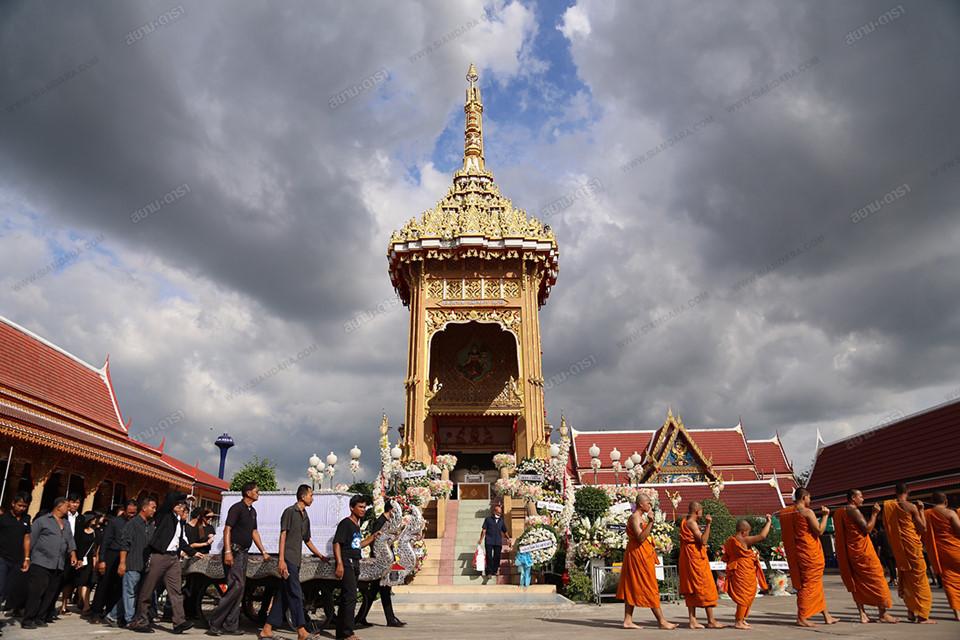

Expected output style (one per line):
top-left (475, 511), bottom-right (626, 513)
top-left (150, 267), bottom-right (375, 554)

top-left (463, 63), bottom-right (485, 173)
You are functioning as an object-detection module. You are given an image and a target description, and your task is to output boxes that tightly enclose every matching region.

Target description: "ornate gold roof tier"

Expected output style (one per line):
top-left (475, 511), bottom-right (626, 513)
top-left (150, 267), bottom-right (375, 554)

top-left (387, 64), bottom-right (559, 306)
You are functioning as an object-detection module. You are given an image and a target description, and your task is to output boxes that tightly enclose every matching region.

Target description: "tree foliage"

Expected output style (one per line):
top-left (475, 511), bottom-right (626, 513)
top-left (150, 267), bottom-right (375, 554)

top-left (574, 486), bottom-right (611, 524)
top-left (229, 456), bottom-right (278, 492)
top-left (700, 499), bottom-right (737, 558)
top-left (348, 481), bottom-right (375, 499)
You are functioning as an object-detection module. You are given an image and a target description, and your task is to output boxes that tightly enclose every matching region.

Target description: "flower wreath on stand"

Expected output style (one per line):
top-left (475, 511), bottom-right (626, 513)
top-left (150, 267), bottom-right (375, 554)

top-left (435, 454), bottom-right (457, 472)
top-left (515, 524), bottom-right (559, 568)
top-left (493, 453), bottom-right (516, 471)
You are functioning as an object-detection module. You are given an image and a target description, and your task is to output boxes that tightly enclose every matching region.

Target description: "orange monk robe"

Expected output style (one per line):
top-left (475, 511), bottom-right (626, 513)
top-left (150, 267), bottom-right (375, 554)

top-left (779, 506), bottom-right (826, 619)
top-left (723, 537), bottom-right (768, 620)
top-left (882, 501), bottom-right (932, 618)
top-left (923, 508), bottom-right (960, 610)
top-left (678, 519), bottom-right (718, 607)
top-left (617, 524), bottom-right (661, 608)
top-left (833, 508), bottom-right (892, 608)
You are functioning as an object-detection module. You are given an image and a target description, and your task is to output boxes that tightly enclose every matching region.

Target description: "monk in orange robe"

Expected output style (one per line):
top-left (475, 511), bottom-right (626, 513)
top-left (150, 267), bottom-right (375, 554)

top-left (833, 489), bottom-right (897, 623)
top-left (722, 514), bottom-right (772, 629)
top-left (923, 492), bottom-right (960, 621)
top-left (779, 487), bottom-right (839, 627)
top-left (617, 493), bottom-right (677, 630)
top-left (678, 502), bottom-right (723, 628)
top-left (883, 483), bottom-right (934, 623)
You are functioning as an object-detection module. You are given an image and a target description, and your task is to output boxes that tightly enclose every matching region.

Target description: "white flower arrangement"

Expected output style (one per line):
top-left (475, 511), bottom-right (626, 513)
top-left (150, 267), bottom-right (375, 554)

top-left (427, 479), bottom-right (454, 499)
top-left (493, 453), bottom-right (516, 470)
top-left (335, 483), bottom-right (350, 492)
top-left (524, 514), bottom-right (552, 527)
top-left (494, 477), bottom-right (522, 498)
top-left (435, 454), bottom-right (457, 471)
top-left (349, 459), bottom-right (360, 475)
top-left (405, 486), bottom-right (431, 507)
top-left (515, 525), bottom-right (559, 567)
top-left (589, 457), bottom-right (602, 471)
top-left (427, 464), bottom-right (441, 477)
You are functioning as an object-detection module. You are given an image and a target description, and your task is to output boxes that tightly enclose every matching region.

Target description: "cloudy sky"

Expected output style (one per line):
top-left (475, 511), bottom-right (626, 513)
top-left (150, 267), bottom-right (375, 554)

top-left (2, 0), bottom-right (958, 487)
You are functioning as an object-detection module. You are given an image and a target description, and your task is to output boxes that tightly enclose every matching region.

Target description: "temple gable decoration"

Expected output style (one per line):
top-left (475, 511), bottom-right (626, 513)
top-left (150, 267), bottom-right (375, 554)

top-left (641, 410), bottom-right (718, 484)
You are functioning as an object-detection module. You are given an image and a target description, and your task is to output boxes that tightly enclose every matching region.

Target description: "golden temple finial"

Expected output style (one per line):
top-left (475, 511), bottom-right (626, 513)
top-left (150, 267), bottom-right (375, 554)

top-left (463, 63), bottom-right (485, 173)
top-left (379, 412), bottom-right (389, 436)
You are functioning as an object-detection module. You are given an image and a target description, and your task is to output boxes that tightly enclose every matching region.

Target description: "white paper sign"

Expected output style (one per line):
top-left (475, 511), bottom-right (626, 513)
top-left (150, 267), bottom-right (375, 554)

top-left (464, 474), bottom-right (484, 483)
top-left (709, 561), bottom-right (726, 571)
top-left (212, 491), bottom-right (351, 556)
top-left (769, 560), bottom-right (789, 570)
top-left (758, 561), bottom-right (768, 569)
top-left (519, 539), bottom-right (554, 553)
top-left (536, 500), bottom-right (564, 513)
top-left (402, 469), bottom-right (429, 479)
top-left (518, 473), bottom-right (544, 482)
top-left (655, 564), bottom-right (665, 580)
top-left (610, 502), bottom-right (633, 514)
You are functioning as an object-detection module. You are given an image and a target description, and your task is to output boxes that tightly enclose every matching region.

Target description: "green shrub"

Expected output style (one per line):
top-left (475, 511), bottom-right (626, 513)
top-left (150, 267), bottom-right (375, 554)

top-left (563, 569), bottom-right (594, 602)
top-left (743, 515), bottom-right (781, 560)
top-left (574, 486), bottom-right (611, 524)
top-left (700, 499), bottom-right (736, 558)
top-left (348, 481), bottom-right (374, 499)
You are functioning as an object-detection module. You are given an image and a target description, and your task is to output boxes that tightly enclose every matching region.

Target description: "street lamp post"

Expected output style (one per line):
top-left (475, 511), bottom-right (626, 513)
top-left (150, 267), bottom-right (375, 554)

top-left (326, 452), bottom-right (338, 491)
top-left (589, 443), bottom-right (601, 485)
top-left (390, 444), bottom-right (402, 493)
top-left (610, 448), bottom-right (622, 488)
top-left (630, 451), bottom-right (643, 487)
top-left (349, 445), bottom-right (361, 484)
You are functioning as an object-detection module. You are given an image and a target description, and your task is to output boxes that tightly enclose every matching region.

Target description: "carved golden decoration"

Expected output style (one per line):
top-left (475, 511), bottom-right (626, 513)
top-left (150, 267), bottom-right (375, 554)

top-left (425, 309), bottom-right (520, 337)
top-left (464, 279), bottom-right (483, 300)
top-left (502, 279), bottom-right (520, 298)
top-left (427, 279), bottom-right (444, 299)
top-left (447, 279), bottom-right (463, 300)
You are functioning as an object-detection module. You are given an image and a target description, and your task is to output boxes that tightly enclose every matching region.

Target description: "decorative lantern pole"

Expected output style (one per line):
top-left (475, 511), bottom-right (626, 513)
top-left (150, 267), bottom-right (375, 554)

top-left (589, 443), bottom-right (601, 485)
top-left (549, 443), bottom-right (560, 460)
top-left (390, 443), bottom-right (403, 494)
top-left (349, 445), bottom-right (361, 484)
top-left (624, 458), bottom-right (635, 486)
top-left (630, 451), bottom-right (643, 487)
top-left (307, 453), bottom-right (325, 491)
top-left (610, 448), bottom-right (622, 488)
top-left (325, 452), bottom-right (338, 491)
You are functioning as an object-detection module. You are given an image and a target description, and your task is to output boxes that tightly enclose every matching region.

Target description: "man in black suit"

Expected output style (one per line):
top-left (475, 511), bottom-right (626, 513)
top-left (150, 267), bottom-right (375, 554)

top-left (127, 493), bottom-right (197, 634)
top-left (354, 501), bottom-right (405, 629)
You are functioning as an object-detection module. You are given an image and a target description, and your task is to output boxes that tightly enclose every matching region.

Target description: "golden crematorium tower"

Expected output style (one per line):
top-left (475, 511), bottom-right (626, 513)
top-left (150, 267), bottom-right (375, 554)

top-left (387, 65), bottom-right (558, 468)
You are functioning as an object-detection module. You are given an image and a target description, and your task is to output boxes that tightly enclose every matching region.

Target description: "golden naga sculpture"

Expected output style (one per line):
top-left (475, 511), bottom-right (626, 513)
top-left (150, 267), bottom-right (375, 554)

top-left (387, 64), bottom-right (559, 306)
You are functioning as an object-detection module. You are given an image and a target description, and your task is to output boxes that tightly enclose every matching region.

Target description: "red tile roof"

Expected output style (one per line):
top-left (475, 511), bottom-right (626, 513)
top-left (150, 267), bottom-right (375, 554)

top-left (806, 399), bottom-right (960, 501)
top-left (689, 429), bottom-right (754, 466)
top-left (161, 453), bottom-right (229, 490)
top-left (747, 439), bottom-right (793, 475)
top-left (0, 317), bottom-right (125, 433)
top-left (571, 429), bottom-right (654, 468)
top-left (714, 467), bottom-right (759, 481)
top-left (577, 480), bottom-right (785, 516)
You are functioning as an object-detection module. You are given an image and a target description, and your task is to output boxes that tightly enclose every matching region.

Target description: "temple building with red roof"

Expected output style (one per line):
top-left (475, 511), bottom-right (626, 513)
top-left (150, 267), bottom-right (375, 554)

top-left (569, 409), bottom-right (797, 516)
top-left (0, 315), bottom-right (227, 517)
top-left (807, 398), bottom-right (960, 508)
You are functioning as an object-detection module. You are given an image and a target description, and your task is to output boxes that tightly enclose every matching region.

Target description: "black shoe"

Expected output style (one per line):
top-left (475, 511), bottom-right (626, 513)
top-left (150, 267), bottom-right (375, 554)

top-left (205, 629), bottom-right (222, 637)
top-left (222, 630), bottom-right (244, 636)
top-left (20, 621), bottom-right (38, 630)
top-left (355, 621), bottom-right (372, 629)
top-left (130, 624), bottom-right (156, 633)
top-left (172, 621), bottom-right (194, 634)
top-left (36, 621), bottom-right (48, 628)
top-left (387, 618), bottom-right (406, 627)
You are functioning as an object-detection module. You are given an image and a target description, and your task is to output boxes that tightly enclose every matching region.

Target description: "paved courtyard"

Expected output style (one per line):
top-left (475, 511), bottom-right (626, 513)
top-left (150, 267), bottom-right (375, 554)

top-left (3, 576), bottom-right (956, 640)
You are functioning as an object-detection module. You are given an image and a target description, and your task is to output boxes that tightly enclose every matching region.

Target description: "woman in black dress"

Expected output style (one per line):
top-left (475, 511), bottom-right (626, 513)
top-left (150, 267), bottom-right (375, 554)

top-left (183, 507), bottom-right (215, 618)
top-left (73, 512), bottom-right (101, 616)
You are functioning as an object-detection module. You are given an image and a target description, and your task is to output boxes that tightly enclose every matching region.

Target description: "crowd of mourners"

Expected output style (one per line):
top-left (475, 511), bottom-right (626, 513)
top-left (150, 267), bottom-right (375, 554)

top-left (0, 483), bottom-right (403, 640)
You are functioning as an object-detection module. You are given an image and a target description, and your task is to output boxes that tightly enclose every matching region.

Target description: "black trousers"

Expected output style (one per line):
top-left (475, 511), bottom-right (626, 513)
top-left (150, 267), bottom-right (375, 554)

top-left (484, 544), bottom-right (502, 576)
top-left (90, 555), bottom-right (122, 617)
top-left (207, 551), bottom-right (247, 632)
top-left (23, 565), bottom-right (62, 624)
top-left (356, 583), bottom-right (397, 624)
top-left (335, 557), bottom-right (359, 639)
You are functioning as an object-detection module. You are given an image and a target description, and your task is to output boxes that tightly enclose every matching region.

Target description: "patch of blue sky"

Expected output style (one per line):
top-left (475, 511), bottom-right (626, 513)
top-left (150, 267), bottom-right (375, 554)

top-left (428, 0), bottom-right (597, 175)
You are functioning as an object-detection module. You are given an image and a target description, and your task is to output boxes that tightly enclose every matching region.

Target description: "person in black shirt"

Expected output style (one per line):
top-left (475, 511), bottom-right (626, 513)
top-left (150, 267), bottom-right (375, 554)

top-left (89, 500), bottom-right (137, 623)
top-left (206, 482), bottom-right (270, 636)
top-left (355, 501), bottom-right (405, 628)
top-left (333, 495), bottom-right (380, 640)
top-left (0, 492), bottom-right (31, 611)
top-left (183, 507), bottom-right (214, 618)
top-left (72, 512), bottom-right (100, 616)
top-left (478, 503), bottom-right (511, 580)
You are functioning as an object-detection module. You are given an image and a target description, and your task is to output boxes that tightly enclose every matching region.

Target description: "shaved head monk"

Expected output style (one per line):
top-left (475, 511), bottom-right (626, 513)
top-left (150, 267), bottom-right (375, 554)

top-left (883, 483), bottom-right (935, 623)
top-left (616, 494), bottom-right (677, 630)
top-left (678, 502), bottom-right (723, 629)
top-left (779, 487), bottom-right (838, 627)
top-left (923, 492), bottom-right (960, 621)
top-left (722, 515), bottom-right (772, 629)
top-left (834, 489), bottom-right (897, 623)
